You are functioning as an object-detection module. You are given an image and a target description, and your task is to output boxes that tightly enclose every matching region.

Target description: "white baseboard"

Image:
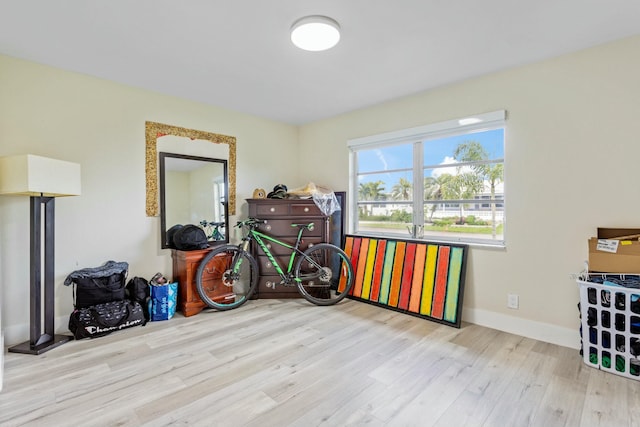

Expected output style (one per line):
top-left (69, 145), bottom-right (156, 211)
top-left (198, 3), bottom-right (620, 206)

top-left (462, 307), bottom-right (580, 349)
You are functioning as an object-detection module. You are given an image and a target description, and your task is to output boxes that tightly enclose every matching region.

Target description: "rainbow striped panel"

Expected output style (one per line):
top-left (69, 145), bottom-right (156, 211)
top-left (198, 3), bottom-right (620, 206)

top-left (420, 245), bottom-right (439, 316)
top-left (369, 240), bottom-right (387, 302)
top-left (443, 247), bottom-right (464, 323)
top-left (338, 236), bottom-right (355, 293)
top-left (397, 243), bottom-right (417, 310)
top-left (361, 239), bottom-right (378, 299)
top-left (378, 240), bottom-right (396, 304)
top-left (408, 244), bottom-right (427, 313)
top-left (344, 235), bottom-right (466, 328)
top-left (431, 246), bottom-right (451, 319)
top-left (388, 241), bottom-right (406, 307)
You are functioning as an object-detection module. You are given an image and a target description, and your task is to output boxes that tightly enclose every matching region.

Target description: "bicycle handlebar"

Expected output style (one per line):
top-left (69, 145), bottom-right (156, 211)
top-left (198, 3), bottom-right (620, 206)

top-left (200, 220), bottom-right (225, 228)
top-left (236, 218), bottom-right (266, 228)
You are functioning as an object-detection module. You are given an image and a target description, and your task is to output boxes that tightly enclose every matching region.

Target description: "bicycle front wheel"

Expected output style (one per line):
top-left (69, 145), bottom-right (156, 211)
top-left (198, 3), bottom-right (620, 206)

top-left (294, 243), bottom-right (354, 306)
top-left (196, 245), bottom-right (258, 311)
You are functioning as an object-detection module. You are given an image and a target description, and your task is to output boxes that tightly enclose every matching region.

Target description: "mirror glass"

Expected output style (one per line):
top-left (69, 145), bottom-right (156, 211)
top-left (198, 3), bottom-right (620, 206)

top-left (159, 152), bottom-right (229, 249)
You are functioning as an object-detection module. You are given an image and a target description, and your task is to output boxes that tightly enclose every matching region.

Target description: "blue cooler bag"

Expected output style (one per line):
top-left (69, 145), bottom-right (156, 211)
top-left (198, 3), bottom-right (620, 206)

top-left (149, 282), bottom-right (178, 321)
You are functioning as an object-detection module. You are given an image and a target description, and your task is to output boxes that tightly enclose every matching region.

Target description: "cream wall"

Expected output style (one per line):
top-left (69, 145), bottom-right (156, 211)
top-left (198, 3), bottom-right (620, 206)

top-left (0, 55), bottom-right (299, 345)
top-left (2, 35), bottom-right (639, 349)
top-left (298, 35), bottom-right (640, 348)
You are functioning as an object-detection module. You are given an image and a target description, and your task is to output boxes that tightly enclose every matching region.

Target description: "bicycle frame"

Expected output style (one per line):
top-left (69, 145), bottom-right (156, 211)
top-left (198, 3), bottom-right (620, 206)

top-left (233, 223), bottom-right (311, 284)
top-left (200, 220), bottom-right (225, 241)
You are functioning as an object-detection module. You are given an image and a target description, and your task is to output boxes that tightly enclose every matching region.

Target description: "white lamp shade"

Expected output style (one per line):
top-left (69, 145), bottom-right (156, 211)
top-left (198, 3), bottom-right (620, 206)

top-left (0, 154), bottom-right (81, 197)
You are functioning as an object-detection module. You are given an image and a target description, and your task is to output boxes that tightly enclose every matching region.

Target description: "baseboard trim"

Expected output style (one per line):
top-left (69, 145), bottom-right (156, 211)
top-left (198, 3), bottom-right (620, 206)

top-left (462, 307), bottom-right (580, 349)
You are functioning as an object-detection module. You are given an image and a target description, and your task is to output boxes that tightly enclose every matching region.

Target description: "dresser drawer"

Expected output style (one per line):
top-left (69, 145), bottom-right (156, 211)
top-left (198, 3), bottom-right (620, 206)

top-left (291, 203), bottom-right (323, 216)
top-left (257, 219), bottom-right (324, 237)
top-left (248, 199), bottom-right (326, 218)
top-left (255, 203), bottom-right (289, 216)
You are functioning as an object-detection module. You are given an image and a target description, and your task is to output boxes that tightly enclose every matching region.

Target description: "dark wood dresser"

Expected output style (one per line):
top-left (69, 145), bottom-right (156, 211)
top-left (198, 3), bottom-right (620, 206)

top-left (247, 198), bottom-right (330, 298)
top-left (171, 248), bottom-right (233, 316)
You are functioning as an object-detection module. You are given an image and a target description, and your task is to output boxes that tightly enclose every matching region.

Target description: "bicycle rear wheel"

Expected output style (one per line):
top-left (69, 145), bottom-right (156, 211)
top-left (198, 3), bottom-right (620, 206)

top-left (294, 243), bottom-right (354, 306)
top-left (196, 245), bottom-right (258, 311)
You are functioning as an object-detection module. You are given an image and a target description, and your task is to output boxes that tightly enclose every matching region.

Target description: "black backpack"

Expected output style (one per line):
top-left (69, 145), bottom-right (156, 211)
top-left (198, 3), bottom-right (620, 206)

top-left (126, 276), bottom-right (151, 316)
top-left (173, 224), bottom-right (209, 250)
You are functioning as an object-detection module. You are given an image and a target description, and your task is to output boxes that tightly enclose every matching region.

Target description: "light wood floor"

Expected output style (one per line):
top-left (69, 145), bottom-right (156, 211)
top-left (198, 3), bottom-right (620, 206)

top-left (1, 299), bottom-right (638, 427)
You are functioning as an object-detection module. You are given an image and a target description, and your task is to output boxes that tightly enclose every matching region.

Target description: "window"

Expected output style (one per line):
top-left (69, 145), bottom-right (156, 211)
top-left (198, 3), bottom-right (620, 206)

top-left (348, 111), bottom-right (506, 246)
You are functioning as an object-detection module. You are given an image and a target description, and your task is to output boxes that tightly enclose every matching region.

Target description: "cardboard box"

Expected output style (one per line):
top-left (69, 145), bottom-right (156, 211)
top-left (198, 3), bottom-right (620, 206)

top-left (597, 228), bottom-right (640, 240)
top-left (589, 228), bottom-right (640, 273)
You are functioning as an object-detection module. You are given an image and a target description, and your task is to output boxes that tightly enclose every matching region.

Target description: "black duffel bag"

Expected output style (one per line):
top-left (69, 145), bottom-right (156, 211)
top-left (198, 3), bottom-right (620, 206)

top-left (64, 261), bottom-right (128, 309)
top-left (68, 300), bottom-right (146, 340)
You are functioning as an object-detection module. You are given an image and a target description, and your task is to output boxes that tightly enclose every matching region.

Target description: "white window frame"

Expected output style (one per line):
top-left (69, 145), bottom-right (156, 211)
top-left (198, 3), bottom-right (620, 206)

top-left (348, 110), bottom-right (506, 247)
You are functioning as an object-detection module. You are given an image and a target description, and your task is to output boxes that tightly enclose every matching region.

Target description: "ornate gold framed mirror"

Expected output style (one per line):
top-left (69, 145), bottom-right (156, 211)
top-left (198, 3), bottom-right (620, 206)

top-left (145, 121), bottom-right (236, 217)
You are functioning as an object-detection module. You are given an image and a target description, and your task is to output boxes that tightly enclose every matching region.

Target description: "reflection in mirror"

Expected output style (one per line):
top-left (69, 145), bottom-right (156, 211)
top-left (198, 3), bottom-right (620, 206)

top-left (159, 152), bottom-right (229, 249)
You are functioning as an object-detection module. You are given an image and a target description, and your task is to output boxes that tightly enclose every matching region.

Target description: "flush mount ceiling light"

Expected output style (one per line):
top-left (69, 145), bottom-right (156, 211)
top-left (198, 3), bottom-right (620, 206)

top-left (291, 15), bottom-right (340, 51)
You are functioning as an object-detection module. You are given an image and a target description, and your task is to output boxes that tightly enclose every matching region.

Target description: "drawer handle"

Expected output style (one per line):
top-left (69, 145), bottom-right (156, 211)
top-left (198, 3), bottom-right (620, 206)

top-left (304, 207), bottom-right (309, 212)
top-left (266, 262), bottom-right (272, 268)
top-left (266, 281), bottom-right (276, 289)
top-left (270, 207), bottom-right (275, 212)
top-left (265, 225), bottom-right (271, 231)
top-left (266, 243), bottom-right (271, 249)
top-left (308, 242), bottom-right (314, 248)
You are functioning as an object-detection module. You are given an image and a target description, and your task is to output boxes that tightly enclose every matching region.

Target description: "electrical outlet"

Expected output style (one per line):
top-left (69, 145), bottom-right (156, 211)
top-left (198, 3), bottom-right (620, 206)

top-left (507, 293), bottom-right (519, 309)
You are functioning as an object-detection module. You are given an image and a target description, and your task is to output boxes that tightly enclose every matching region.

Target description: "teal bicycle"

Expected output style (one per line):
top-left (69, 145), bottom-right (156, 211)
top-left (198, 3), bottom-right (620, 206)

top-left (195, 218), bottom-right (354, 310)
top-left (199, 220), bottom-right (225, 241)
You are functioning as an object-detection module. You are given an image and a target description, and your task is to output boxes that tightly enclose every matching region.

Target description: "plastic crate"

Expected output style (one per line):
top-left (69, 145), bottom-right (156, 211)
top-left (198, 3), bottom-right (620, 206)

top-left (577, 274), bottom-right (640, 380)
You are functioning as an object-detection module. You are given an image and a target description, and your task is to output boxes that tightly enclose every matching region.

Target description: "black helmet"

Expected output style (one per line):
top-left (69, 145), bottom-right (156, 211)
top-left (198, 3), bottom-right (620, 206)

top-left (267, 189), bottom-right (287, 199)
top-left (172, 224), bottom-right (209, 250)
top-left (267, 184), bottom-right (288, 199)
top-left (166, 224), bottom-right (183, 248)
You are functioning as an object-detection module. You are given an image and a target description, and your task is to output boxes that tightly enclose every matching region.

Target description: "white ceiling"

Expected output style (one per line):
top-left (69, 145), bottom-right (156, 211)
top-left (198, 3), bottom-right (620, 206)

top-left (1, 1), bottom-right (639, 125)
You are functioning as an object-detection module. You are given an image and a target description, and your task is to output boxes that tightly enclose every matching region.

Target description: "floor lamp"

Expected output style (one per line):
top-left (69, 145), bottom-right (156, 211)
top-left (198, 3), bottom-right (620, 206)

top-left (0, 154), bottom-right (81, 355)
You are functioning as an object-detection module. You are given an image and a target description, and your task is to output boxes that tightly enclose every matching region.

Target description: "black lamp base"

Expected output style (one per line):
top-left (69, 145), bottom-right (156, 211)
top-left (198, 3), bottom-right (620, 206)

top-left (8, 334), bottom-right (73, 355)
